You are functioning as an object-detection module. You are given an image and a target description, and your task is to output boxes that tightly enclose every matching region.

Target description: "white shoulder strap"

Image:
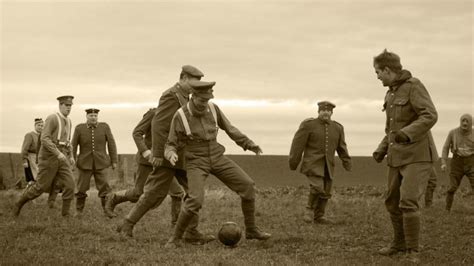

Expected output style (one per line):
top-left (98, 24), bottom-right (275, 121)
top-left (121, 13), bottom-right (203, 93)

top-left (67, 117), bottom-right (72, 141)
top-left (55, 113), bottom-right (62, 141)
top-left (208, 102), bottom-right (217, 128)
top-left (177, 108), bottom-right (192, 137)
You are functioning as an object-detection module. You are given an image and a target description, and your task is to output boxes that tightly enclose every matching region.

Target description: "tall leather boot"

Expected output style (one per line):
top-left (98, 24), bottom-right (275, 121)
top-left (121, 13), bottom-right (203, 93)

top-left (303, 192), bottom-right (317, 223)
top-left (170, 196), bottom-right (182, 226)
top-left (62, 199), bottom-right (73, 217)
top-left (47, 189), bottom-right (59, 209)
top-left (183, 213), bottom-right (216, 244)
top-left (378, 214), bottom-right (405, 256)
top-left (445, 192), bottom-right (454, 211)
top-left (313, 198), bottom-right (331, 224)
top-left (13, 191), bottom-right (31, 217)
top-left (165, 210), bottom-right (195, 248)
top-left (241, 198), bottom-right (271, 240)
top-left (403, 212), bottom-right (421, 263)
top-left (424, 188), bottom-right (434, 208)
top-left (76, 197), bottom-right (86, 214)
top-left (104, 191), bottom-right (129, 218)
top-left (100, 197), bottom-right (107, 214)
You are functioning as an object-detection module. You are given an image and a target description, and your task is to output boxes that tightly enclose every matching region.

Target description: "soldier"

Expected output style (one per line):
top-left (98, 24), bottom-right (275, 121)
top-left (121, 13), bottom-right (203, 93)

top-left (117, 65), bottom-right (213, 244)
top-left (441, 113), bottom-right (474, 211)
top-left (104, 107), bottom-right (184, 226)
top-left (164, 80), bottom-right (271, 248)
top-left (289, 101), bottom-right (352, 224)
top-left (13, 95), bottom-right (76, 217)
top-left (20, 118), bottom-right (44, 186)
top-left (71, 108), bottom-right (117, 215)
top-left (372, 49), bottom-right (438, 261)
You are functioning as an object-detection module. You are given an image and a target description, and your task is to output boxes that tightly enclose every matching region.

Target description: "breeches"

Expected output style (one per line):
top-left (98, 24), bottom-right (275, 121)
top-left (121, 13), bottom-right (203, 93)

top-left (448, 154), bottom-right (474, 193)
top-left (183, 155), bottom-right (255, 215)
top-left (76, 167), bottom-right (111, 198)
top-left (385, 162), bottom-right (431, 214)
top-left (25, 156), bottom-right (75, 200)
top-left (125, 164), bottom-right (184, 202)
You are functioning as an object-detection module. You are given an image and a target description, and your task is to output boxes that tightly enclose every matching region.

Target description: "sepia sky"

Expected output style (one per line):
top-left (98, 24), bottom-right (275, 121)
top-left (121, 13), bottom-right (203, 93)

top-left (1, 0), bottom-right (472, 156)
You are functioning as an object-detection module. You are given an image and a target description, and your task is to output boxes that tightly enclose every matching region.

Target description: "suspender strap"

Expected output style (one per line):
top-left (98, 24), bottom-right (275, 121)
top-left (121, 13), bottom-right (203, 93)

top-left (178, 102), bottom-right (218, 138)
top-left (178, 108), bottom-right (192, 137)
top-left (55, 113), bottom-right (72, 143)
top-left (55, 113), bottom-right (62, 142)
top-left (208, 102), bottom-right (217, 128)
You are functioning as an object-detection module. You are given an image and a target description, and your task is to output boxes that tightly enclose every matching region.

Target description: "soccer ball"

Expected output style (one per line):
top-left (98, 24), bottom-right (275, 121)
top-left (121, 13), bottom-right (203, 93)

top-left (218, 222), bottom-right (242, 247)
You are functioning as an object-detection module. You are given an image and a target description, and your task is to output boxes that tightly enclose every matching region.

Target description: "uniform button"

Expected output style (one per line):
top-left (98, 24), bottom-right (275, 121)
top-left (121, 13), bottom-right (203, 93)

top-left (390, 143), bottom-right (393, 145)
top-left (390, 118), bottom-right (393, 121)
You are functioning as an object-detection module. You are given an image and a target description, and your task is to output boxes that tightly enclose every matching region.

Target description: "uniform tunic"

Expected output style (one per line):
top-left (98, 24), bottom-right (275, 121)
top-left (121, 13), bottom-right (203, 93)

top-left (24, 112), bottom-right (75, 201)
top-left (441, 126), bottom-right (474, 192)
top-left (373, 70), bottom-right (438, 213)
top-left (21, 131), bottom-right (40, 179)
top-left (123, 108), bottom-right (183, 202)
top-left (165, 101), bottom-right (256, 215)
top-left (72, 122), bottom-right (117, 199)
top-left (125, 83), bottom-right (191, 224)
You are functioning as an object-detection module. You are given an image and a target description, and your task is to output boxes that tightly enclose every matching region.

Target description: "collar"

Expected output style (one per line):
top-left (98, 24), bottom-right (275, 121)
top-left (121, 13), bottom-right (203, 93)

top-left (317, 117), bottom-right (331, 124)
top-left (87, 123), bottom-right (97, 128)
top-left (175, 83), bottom-right (190, 100)
top-left (57, 112), bottom-right (68, 120)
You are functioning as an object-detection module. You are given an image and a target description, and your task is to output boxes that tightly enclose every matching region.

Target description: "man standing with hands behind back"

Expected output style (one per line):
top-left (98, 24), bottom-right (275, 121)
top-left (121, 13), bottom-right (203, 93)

top-left (72, 108), bottom-right (118, 215)
top-left (372, 49), bottom-right (438, 262)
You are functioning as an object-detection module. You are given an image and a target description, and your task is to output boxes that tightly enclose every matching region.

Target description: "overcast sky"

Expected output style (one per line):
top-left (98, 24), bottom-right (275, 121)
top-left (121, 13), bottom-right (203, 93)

top-left (1, 0), bottom-right (472, 156)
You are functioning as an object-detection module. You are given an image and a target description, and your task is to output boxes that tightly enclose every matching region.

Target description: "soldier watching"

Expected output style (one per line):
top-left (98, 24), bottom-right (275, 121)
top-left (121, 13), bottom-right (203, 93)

top-left (441, 113), bottom-right (474, 211)
top-left (372, 49), bottom-right (438, 262)
top-left (71, 108), bottom-right (118, 216)
top-left (20, 118), bottom-right (44, 186)
top-left (289, 101), bottom-right (352, 224)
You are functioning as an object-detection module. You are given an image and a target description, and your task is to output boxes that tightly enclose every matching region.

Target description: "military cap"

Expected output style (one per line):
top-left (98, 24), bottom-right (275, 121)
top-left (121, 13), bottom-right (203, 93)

top-left (85, 108), bottom-right (100, 114)
top-left (182, 65), bottom-right (204, 78)
top-left (189, 80), bottom-right (216, 99)
top-left (57, 95), bottom-right (74, 104)
top-left (317, 101), bottom-right (336, 111)
top-left (34, 118), bottom-right (43, 124)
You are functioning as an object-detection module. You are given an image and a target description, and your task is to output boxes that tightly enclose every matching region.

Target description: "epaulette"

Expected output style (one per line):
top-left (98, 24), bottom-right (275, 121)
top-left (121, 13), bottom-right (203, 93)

top-left (332, 120), bottom-right (344, 129)
top-left (302, 117), bottom-right (315, 123)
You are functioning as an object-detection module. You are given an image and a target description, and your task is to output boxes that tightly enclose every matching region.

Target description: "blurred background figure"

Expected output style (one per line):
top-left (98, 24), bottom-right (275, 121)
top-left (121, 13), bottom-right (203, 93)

top-left (441, 113), bottom-right (474, 211)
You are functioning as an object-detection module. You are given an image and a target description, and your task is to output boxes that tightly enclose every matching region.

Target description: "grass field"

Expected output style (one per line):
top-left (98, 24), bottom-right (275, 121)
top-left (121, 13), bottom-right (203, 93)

top-left (1, 184), bottom-right (473, 265)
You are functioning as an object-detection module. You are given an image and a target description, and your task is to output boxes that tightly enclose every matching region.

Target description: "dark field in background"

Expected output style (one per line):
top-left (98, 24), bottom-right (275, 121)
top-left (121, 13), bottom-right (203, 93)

top-left (0, 153), bottom-right (470, 189)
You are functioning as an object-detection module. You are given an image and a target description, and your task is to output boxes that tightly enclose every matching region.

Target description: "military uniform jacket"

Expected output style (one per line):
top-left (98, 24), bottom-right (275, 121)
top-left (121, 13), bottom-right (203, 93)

top-left (373, 70), bottom-right (438, 167)
top-left (133, 108), bottom-right (156, 166)
top-left (289, 117), bottom-right (351, 179)
top-left (165, 102), bottom-right (256, 157)
top-left (21, 131), bottom-right (40, 160)
top-left (151, 83), bottom-right (189, 170)
top-left (39, 112), bottom-right (73, 159)
top-left (72, 122), bottom-right (118, 170)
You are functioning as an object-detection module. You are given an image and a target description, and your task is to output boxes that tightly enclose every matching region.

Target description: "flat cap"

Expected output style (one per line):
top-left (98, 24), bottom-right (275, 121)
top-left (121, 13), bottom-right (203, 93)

top-left (34, 118), bottom-right (43, 124)
top-left (85, 108), bottom-right (100, 114)
top-left (189, 80), bottom-right (216, 99)
top-left (182, 65), bottom-right (204, 78)
top-left (317, 101), bottom-right (336, 111)
top-left (57, 95), bottom-right (74, 104)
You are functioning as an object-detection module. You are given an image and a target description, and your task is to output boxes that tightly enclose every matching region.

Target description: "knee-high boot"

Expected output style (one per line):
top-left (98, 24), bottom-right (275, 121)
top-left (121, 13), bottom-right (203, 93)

top-left (241, 198), bottom-right (271, 240)
top-left (403, 212), bottom-right (420, 252)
